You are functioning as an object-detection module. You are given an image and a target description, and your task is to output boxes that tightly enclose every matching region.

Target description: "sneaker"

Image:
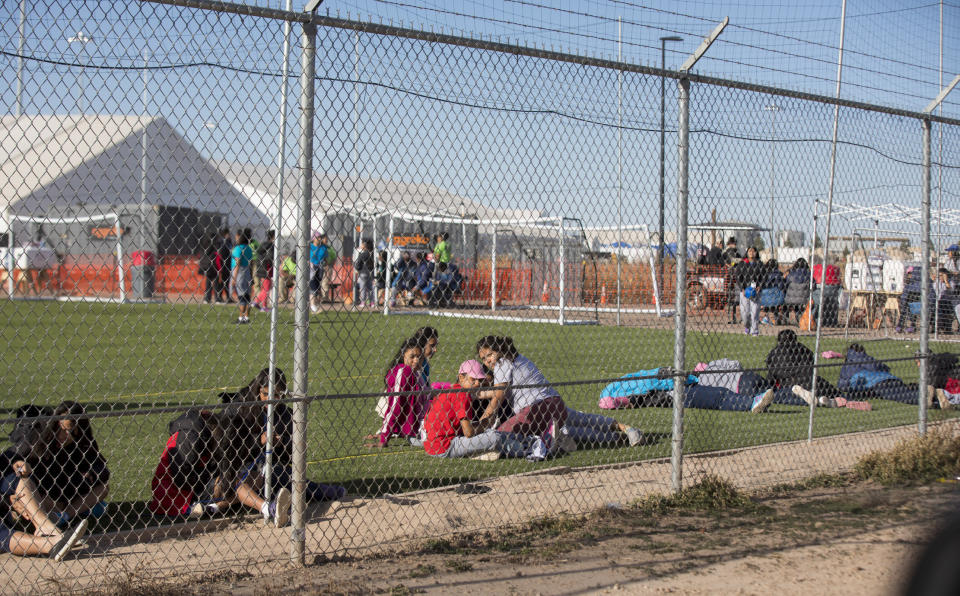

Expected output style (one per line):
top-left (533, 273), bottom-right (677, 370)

top-left (188, 502), bottom-right (205, 519)
top-left (744, 328), bottom-right (750, 335)
top-left (750, 388), bottom-right (775, 413)
top-left (818, 397), bottom-right (839, 408)
top-left (234, 318), bottom-right (244, 325)
top-left (761, 316), bottom-right (771, 325)
top-left (50, 518), bottom-right (88, 562)
top-left (792, 385), bottom-right (815, 407)
top-left (936, 388), bottom-right (954, 411)
top-left (542, 419), bottom-right (558, 456)
top-left (625, 427), bottom-right (643, 447)
top-left (906, 326), bottom-right (916, 334)
top-left (310, 302), bottom-right (319, 313)
top-left (308, 482), bottom-right (346, 502)
top-left (471, 451), bottom-right (501, 461)
top-left (895, 326), bottom-right (903, 333)
top-left (845, 400), bottom-right (872, 411)
top-left (274, 487), bottom-right (291, 528)
top-left (750, 331), bottom-right (760, 337)
top-left (556, 427), bottom-right (578, 453)
top-left (525, 438), bottom-right (548, 462)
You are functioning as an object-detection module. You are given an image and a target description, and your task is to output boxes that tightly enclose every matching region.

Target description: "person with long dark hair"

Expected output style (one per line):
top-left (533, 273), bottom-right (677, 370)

top-left (475, 335), bottom-right (567, 443)
top-left (231, 368), bottom-right (346, 525)
top-left (24, 401), bottom-right (110, 528)
top-left (371, 338), bottom-right (428, 448)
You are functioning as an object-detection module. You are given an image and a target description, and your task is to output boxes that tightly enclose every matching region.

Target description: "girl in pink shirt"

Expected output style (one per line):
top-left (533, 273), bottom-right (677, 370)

top-left (375, 338), bottom-right (427, 447)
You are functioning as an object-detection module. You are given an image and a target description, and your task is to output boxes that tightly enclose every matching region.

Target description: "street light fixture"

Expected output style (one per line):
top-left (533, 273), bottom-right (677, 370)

top-left (764, 103), bottom-right (780, 258)
top-left (67, 31), bottom-right (94, 114)
top-left (659, 35), bottom-right (682, 294)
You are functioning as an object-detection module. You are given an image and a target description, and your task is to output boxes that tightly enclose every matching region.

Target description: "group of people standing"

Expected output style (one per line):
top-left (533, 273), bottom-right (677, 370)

top-left (199, 228), bottom-right (276, 324)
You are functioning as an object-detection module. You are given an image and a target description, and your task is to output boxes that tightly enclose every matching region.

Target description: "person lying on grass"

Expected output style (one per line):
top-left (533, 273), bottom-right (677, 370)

top-left (598, 366), bottom-right (776, 414)
top-left (837, 344), bottom-right (952, 410)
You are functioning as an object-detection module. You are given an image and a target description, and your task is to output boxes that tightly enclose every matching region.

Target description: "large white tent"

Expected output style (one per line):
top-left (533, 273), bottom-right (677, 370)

top-left (0, 115), bottom-right (264, 246)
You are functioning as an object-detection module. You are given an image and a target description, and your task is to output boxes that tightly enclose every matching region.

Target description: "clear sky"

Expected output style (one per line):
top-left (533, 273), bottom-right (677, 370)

top-left (2, 1), bottom-right (958, 245)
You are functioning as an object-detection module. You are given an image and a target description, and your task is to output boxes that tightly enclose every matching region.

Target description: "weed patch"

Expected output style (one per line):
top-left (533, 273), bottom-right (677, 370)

top-left (855, 428), bottom-right (960, 485)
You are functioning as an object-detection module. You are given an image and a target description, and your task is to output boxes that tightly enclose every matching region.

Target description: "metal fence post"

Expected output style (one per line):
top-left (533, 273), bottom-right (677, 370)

top-left (919, 117), bottom-right (932, 435)
top-left (291, 20), bottom-right (316, 566)
top-left (671, 76), bottom-right (690, 494)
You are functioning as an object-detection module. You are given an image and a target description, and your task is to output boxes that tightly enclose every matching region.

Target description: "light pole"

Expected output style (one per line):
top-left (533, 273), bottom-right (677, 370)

top-left (659, 35), bottom-right (682, 295)
top-left (16, 0), bottom-right (27, 116)
top-left (67, 31), bottom-right (93, 114)
top-left (764, 103), bottom-right (780, 258)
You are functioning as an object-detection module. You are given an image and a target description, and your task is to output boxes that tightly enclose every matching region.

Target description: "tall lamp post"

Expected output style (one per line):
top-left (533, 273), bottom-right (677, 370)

top-left (764, 103), bottom-right (780, 258)
top-left (67, 31), bottom-right (93, 114)
top-left (659, 35), bottom-right (682, 294)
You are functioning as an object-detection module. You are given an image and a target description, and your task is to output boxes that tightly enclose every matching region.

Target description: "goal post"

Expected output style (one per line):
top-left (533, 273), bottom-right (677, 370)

top-left (3, 211), bottom-right (127, 302)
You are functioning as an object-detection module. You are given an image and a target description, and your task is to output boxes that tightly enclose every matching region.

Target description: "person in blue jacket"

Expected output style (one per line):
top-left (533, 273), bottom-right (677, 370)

top-left (896, 267), bottom-right (933, 333)
top-left (309, 232), bottom-right (329, 313)
top-left (837, 344), bottom-right (938, 406)
top-left (598, 367), bottom-right (775, 413)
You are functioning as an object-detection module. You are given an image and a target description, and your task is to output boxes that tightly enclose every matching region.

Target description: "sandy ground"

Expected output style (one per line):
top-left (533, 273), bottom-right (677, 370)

top-left (8, 420), bottom-right (958, 594)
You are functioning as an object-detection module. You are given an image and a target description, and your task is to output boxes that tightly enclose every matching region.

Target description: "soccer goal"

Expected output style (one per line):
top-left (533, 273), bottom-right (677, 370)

top-left (2, 211), bottom-right (129, 303)
top-left (376, 211), bottom-right (599, 326)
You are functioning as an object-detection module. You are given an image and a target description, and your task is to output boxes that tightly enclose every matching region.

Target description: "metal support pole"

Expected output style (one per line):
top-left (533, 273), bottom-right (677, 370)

top-left (290, 21), bottom-right (316, 566)
top-left (616, 17), bottom-right (622, 327)
top-left (115, 215), bottom-right (125, 303)
top-left (265, 0), bottom-right (294, 504)
top-left (920, 119), bottom-right (932, 435)
top-left (559, 219), bottom-right (566, 326)
top-left (491, 228), bottom-right (497, 312)
top-left (808, 0), bottom-right (847, 441)
top-left (16, 0), bottom-right (26, 117)
top-left (5, 210), bottom-right (14, 298)
top-left (671, 77), bottom-right (690, 494)
top-left (383, 215), bottom-right (393, 315)
top-left (140, 49), bottom-right (149, 258)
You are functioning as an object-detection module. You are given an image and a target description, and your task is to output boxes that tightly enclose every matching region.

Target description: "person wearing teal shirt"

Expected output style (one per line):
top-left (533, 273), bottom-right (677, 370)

top-left (231, 229), bottom-right (254, 324)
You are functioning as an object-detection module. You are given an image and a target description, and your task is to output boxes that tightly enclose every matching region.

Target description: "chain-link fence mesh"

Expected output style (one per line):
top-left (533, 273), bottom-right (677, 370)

top-left (0, 1), bottom-right (957, 591)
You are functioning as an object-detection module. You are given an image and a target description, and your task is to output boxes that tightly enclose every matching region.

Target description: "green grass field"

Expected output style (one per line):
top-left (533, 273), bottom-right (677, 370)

top-left (1, 300), bottom-right (956, 529)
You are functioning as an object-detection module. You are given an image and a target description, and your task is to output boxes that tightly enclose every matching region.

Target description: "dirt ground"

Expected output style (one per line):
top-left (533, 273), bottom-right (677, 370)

top-left (203, 479), bottom-right (959, 596)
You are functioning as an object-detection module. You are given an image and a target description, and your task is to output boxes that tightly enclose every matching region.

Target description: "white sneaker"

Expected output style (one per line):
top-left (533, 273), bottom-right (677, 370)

top-left (51, 518), bottom-right (88, 562)
top-left (471, 451), bottom-right (501, 461)
top-left (792, 385), bottom-right (815, 407)
top-left (556, 426), bottom-right (577, 453)
top-left (274, 487), bottom-right (291, 528)
top-left (624, 427), bottom-right (643, 447)
top-left (751, 389), bottom-right (775, 413)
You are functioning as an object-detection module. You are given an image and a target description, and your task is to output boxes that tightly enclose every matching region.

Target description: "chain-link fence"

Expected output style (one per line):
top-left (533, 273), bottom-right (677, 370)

top-left (0, 1), bottom-right (958, 591)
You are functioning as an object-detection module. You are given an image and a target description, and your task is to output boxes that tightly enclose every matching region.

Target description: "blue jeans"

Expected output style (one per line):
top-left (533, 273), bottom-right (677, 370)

top-left (562, 408), bottom-right (623, 444)
top-left (435, 429), bottom-right (527, 458)
top-left (684, 385), bottom-right (758, 411)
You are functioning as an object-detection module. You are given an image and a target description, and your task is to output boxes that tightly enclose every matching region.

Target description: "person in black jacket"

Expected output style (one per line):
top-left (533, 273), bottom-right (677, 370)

top-left (734, 246), bottom-right (765, 336)
top-left (198, 232), bottom-right (218, 304)
top-left (228, 369), bottom-right (346, 528)
top-left (354, 239), bottom-right (375, 308)
top-left (24, 401), bottom-right (109, 528)
top-left (765, 329), bottom-right (844, 406)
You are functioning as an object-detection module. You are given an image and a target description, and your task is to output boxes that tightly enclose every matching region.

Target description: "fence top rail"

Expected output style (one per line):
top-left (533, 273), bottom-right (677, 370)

top-left (141, 0), bottom-right (960, 128)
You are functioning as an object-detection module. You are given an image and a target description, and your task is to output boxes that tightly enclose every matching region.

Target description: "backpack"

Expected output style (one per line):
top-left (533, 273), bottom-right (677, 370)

top-left (166, 410), bottom-right (213, 493)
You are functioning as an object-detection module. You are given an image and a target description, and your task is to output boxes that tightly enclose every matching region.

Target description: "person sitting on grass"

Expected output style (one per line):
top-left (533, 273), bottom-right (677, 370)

top-left (423, 359), bottom-right (527, 459)
top-left (370, 338), bottom-right (428, 448)
top-left (20, 401), bottom-right (110, 529)
top-left (598, 366), bottom-right (776, 414)
top-left (476, 335), bottom-right (568, 441)
top-left (1, 406), bottom-right (89, 561)
top-left (920, 350), bottom-right (960, 407)
top-left (230, 368), bottom-right (346, 526)
top-left (766, 329), bottom-right (849, 408)
top-left (837, 344), bottom-right (951, 410)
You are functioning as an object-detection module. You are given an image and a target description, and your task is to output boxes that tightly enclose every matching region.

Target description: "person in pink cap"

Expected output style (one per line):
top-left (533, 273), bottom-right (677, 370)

top-left (422, 359), bottom-right (526, 459)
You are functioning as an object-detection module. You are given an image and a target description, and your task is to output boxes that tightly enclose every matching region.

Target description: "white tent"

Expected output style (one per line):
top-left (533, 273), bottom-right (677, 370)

top-left (0, 114), bottom-right (266, 239)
